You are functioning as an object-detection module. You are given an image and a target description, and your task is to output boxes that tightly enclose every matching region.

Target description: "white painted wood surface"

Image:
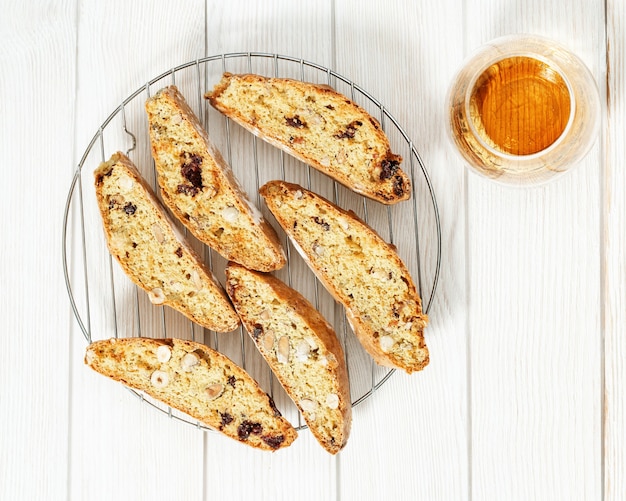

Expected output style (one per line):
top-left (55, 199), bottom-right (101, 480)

top-left (1, 1), bottom-right (623, 500)
top-left (605, 1), bottom-right (626, 499)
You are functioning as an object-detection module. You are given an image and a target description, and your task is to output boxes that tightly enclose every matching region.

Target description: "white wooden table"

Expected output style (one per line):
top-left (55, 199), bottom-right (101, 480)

top-left (2, 1), bottom-right (624, 499)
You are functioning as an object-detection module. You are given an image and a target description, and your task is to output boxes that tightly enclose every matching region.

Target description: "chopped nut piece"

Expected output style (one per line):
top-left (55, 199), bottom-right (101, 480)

top-left (338, 218), bottom-right (350, 231)
top-left (259, 309), bottom-right (271, 321)
top-left (181, 352), bottom-right (199, 372)
top-left (326, 353), bottom-right (338, 368)
top-left (205, 383), bottom-right (224, 400)
top-left (222, 206), bottom-right (240, 223)
top-left (262, 330), bottom-right (275, 352)
top-left (309, 112), bottom-right (326, 127)
top-left (190, 270), bottom-right (203, 292)
top-left (379, 335), bottom-right (395, 353)
top-left (299, 399), bottom-right (317, 421)
top-left (108, 233), bottom-right (126, 251)
top-left (150, 370), bottom-right (169, 388)
top-left (370, 268), bottom-right (389, 281)
top-left (371, 165), bottom-right (383, 181)
top-left (118, 175), bottom-right (134, 193)
top-left (312, 243), bottom-right (325, 257)
top-left (294, 190), bottom-right (303, 200)
top-left (151, 223), bottom-right (165, 244)
top-left (148, 288), bottom-right (166, 305)
top-left (295, 339), bottom-right (311, 362)
top-left (336, 148), bottom-right (347, 164)
top-left (277, 336), bottom-right (290, 364)
top-left (169, 280), bottom-right (184, 293)
top-left (299, 398), bottom-right (316, 413)
top-left (326, 393), bottom-right (339, 409)
top-left (156, 345), bottom-right (172, 363)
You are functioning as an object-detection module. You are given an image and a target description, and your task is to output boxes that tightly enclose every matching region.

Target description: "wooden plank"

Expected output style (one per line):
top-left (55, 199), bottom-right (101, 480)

top-left (199, 2), bottom-right (340, 499)
top-left (68, 2), bottom-right (207, 500)
top-left (0, 1), bottom-right (76, 499)
top-left (334, 1), bottom-right (469, 499)
top-left (463, 2), bottom-right (604, 499)
top-left (604, 1), bottom-right (626, 499)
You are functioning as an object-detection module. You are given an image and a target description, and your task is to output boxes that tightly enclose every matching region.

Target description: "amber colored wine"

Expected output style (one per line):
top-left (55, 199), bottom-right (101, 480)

top-left (468, 56), bottom-right (571, 156)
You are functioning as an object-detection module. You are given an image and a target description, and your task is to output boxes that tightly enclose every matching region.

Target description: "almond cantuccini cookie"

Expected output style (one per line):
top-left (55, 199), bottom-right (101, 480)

top-left (94, 152), bottom-right (239, 332)
top-left (206, 73), bottom-right (410, 204)
top-left (226, 262), bottom-right (351, 454)
top-left (145, 85), bottom-right (285, 272)
top-left (85, 338), bottom-right (297, 451)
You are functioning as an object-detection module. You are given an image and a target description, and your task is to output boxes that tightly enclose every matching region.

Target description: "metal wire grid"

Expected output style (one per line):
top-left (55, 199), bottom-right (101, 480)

top-left (62, 52), bottom-right (442, 432)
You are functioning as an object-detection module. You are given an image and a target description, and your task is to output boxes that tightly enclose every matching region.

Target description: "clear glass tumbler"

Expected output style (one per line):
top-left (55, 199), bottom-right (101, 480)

top-left (446, 34), bottom-right (601, 186)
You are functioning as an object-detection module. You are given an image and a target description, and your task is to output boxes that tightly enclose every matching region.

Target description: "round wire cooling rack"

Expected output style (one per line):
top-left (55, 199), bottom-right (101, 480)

top-left (62, 53), bottom-right (442, 432)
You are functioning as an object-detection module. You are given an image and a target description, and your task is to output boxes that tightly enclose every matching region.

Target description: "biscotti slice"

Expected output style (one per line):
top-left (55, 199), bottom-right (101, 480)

top-left (145, 85), bottom-right (285, 272)
top-left (94, 152), bottom-right (239, 333)
top-left (225, 262), bottom-right (351, 454)
top-left (206, 73), bottom-right (410, 204)
top-left (260, 181), bottom-right (429, 373)
top-left (85, 338), bottom-right (297, 451)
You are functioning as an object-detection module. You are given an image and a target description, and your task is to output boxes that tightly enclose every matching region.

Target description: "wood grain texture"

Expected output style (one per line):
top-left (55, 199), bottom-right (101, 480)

top-left (334, 1), bottom-right (469, 499)
top-left (199, 2), bottom-right (340, 499)
top-left (69, 2), bottom-right (208, 500)
top-left (464, 1), bottom-right (604, 500)
top-left (0, 1), bottom-right (76, 499)
top-left (605, 1), bottom-right (625, 499)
